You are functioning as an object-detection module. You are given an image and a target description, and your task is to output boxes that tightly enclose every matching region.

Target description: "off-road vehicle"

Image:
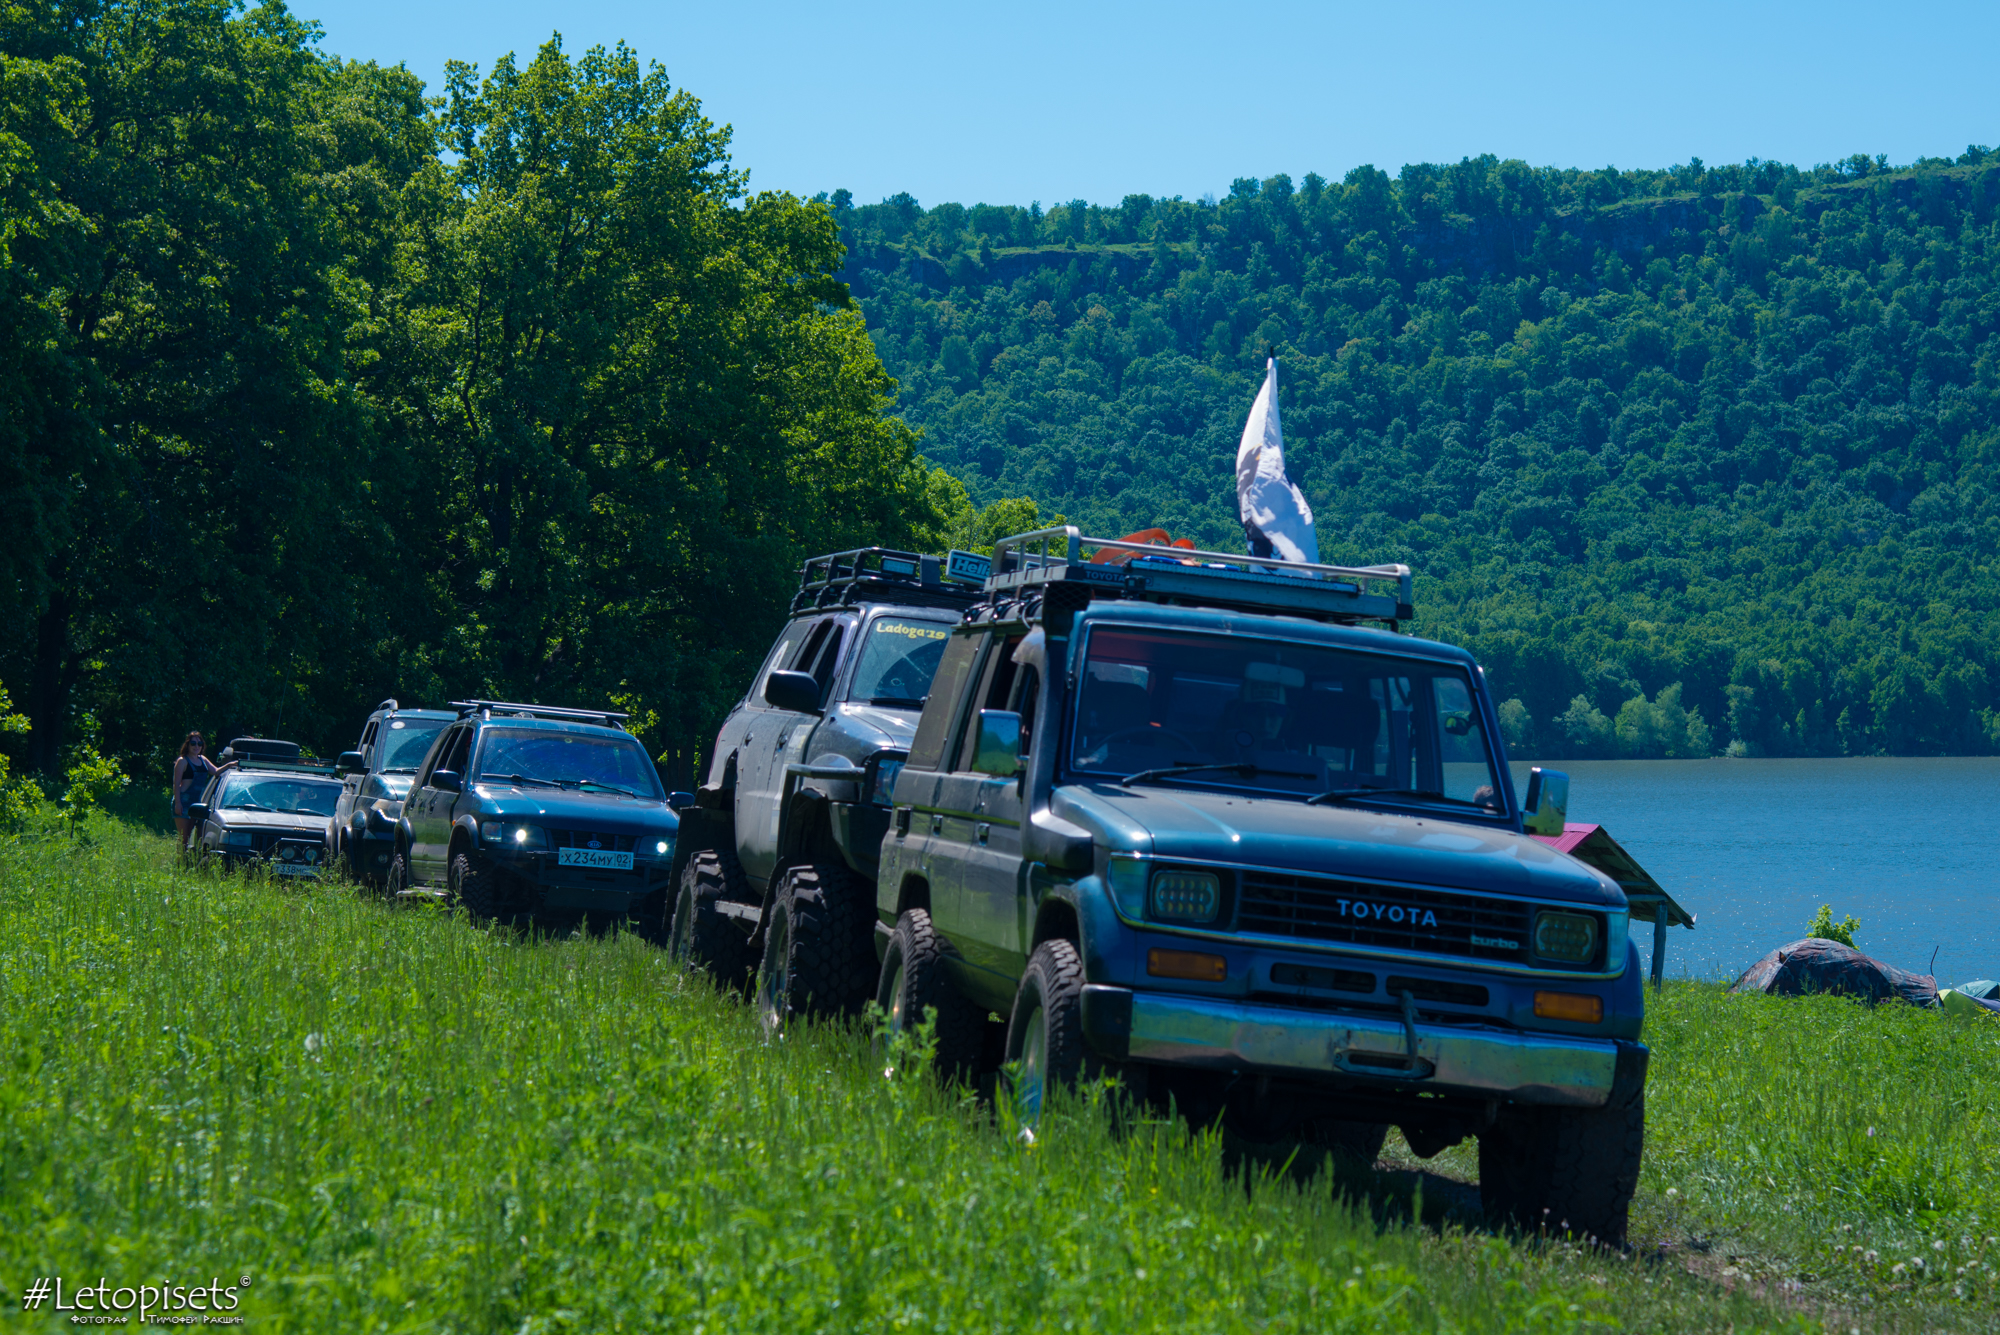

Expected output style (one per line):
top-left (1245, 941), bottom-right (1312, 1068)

top-left (387, 700), bottom-right (680, 923)
top-left (873, 528), bottom-right (1648, 1243)
top-left (188, 738), bottom-right (341, 877)
top-left (667, 547), bottom-right (984, 1025)
top-left (329, 699), bottom-right (455, 886)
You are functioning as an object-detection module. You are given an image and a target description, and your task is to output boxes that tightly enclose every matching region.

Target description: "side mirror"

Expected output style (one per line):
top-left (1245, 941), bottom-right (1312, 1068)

top-left (1523, 766), bottom-right (1569, 836)
top-left (971, 710), bottom-right (1021, 778)
top-left (431, 770), bottom-right (462, 794)
top-left (667, 790), bottom-right (697, 811)
top-left (763, 670), bottom-right (824, 714)
top-left (336, 750), bottom-right (368, 777)
top-left (187, 802), bottom-right (210, 823)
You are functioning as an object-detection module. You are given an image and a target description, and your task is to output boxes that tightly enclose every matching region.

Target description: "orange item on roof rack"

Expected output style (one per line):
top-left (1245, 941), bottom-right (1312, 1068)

top-left (1089, 528), bottom-right (1198, 566)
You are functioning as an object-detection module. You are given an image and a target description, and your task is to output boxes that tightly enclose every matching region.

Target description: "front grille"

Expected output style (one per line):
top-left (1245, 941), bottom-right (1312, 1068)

top-left (1237, 871), bottom-right (1532, 965)
top-left (1385, 975), bottom-right (1490, 1007)
top-left (238, 829), bottom-right (324, 855)
top-left (547, 829), bottom-right (638, 854)
top-left (1269, 962), bottom-right (1375, 994)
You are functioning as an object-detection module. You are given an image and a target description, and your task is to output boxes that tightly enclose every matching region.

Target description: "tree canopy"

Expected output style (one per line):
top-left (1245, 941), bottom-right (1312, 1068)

top-left (0, 1), bottom-right (945, 786)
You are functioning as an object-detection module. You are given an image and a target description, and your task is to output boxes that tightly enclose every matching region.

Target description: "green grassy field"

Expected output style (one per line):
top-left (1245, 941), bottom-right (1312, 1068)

top-left (1, 821), bottom-right (1995, 1332)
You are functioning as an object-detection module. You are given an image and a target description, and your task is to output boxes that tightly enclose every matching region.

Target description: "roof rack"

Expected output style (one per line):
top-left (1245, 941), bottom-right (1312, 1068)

top-left (219, 738), bottom-right (339, 776)
top-left (451, 699), bottom-right (630, 731)
top-left (791, 546), bottom-right (986, 616)
top-left (985, 527), bottom-right (1415, 627)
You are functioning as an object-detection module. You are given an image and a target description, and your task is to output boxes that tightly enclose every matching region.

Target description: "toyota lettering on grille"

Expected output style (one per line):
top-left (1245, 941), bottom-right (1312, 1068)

top-left (1335, 897), bottom-right (1440, 929)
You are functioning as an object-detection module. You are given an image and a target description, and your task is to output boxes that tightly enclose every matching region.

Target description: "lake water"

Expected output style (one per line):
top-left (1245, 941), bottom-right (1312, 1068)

top-left (1505, 757), bottom-right (2000, 987)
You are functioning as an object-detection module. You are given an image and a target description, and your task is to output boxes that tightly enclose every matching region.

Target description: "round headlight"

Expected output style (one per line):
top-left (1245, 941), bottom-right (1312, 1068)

top-left (655, 839), bottom-right (670, 855)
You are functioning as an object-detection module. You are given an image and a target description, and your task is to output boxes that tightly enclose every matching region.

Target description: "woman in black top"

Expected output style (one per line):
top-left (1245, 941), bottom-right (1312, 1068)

top-left (172, 732), bottom-right (221, 853)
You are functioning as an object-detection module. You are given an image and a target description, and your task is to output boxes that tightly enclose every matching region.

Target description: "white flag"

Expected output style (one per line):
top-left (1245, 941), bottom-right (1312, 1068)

top-left (1235, 358), bottom-right (1319, 567)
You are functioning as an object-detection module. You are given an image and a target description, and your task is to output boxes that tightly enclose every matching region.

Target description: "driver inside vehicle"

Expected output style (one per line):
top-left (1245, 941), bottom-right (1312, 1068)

top-left (1220, 662), bottom-right (1303, 751)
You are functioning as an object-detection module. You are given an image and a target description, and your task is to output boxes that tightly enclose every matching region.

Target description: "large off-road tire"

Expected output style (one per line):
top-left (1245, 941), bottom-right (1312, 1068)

top-left (1479, 1082), bottom-right (1646, 1245)
top-left (1004, 939), bottom-right (1089, 1128)
top-left (874, 908), bottom-right (985, 1083)
top-left (669, 851), bottom-right (750, 990)
top-left (385, 849), bottom-right (411, 898)
top-left (451, 849), bottom-right (508, 924)
top-left (756, 863), bottom-right (878, 1035)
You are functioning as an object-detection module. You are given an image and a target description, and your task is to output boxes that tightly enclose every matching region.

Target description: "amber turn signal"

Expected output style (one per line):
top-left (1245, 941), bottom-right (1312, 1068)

top-left (1533, 990), bottom-right (1603, 1023)
top-left (1147, 948), bottom-right (1227, 982)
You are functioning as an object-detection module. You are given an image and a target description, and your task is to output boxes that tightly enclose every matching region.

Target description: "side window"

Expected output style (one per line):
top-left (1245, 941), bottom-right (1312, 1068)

top-left (749, 620), bottom-right (812, 708)
top-left (441, 727), bottom-right (474, 777)
top-left (417, 727), bottom-right (455, 785)
top-left (953, 635), bottom-right (1022, 771)
top-left (906, 634), bottom-right (983, 772)
top-left (360, 720), bottom-right (379, 753)
top-left (790, 618), bottom-right (833, 673)
top-left (807, 624), bottom-right (848, 696)
top-left (1012, 667), bottom-right (1041, 757)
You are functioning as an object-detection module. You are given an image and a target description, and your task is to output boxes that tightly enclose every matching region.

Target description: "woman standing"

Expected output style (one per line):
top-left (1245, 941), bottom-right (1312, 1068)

top-left (172, 732), bottom-right (219, 853)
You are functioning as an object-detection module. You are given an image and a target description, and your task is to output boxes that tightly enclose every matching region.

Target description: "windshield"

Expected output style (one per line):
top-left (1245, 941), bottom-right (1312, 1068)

top-left (847, 615), bottom-right (955, 705)
top-left (217, 774), bottom-right (342, 817)
top-left (378, 717), bottom-right (448, 771)
top-left (474, 728), bottom-right (662, 798)
top-left (1067, 626), bottom-right (1508, 812)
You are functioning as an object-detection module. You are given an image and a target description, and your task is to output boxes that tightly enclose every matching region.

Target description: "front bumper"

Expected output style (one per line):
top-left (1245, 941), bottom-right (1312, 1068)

top-left (1080, 985), bottom-right (1629, 1108)
top-left (487, 848), bottom-right (672, 914)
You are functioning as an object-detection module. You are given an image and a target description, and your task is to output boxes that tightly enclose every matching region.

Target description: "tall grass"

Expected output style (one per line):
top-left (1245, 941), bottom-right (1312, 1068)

top-left (0, 821), bottom-right (1993, 1331)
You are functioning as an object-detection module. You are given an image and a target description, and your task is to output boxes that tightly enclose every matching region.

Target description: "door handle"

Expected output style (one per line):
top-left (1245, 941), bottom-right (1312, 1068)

top-left (931, 813), bottom-right (944, 835)
top-left (895, 807), bottom-right (911, 836)
top-left (977, 822), bottom-right (990, 845)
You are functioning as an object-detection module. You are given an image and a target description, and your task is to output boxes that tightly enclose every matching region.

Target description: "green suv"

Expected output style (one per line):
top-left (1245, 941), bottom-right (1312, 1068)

top-left (873, 528), bottom-right (1647, 1243)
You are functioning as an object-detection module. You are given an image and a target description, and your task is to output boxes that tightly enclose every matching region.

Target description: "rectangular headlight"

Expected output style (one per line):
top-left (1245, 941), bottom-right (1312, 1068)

top-left (1149, 870), bottom-right (1221, 923)
top-left (224, 830), bottom-right (253, 847)
top-left (1533, 910), bottom-right (1600, 964)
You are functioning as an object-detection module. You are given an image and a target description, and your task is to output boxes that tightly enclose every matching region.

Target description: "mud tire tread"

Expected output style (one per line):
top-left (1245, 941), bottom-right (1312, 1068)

top-left (764, 862), bottom-right (877, 1023)
top-left (876, 908), bottom-right (985, 1083)
top-left (1005, 939), bottom-right (1090, 1114)
top-left (1479, 1083), bottom-right (1645, 1246)
top-left (673, 851), bottom-right (751, 990)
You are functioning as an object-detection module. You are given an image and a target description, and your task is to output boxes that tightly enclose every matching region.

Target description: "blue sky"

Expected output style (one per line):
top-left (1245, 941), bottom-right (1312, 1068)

top-left (294, 0), bottom-right (1999, 209)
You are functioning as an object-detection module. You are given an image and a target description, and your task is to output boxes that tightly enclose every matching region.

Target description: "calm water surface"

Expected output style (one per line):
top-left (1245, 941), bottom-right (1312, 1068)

top-left (1506, 757), bottom-right (2000, 986)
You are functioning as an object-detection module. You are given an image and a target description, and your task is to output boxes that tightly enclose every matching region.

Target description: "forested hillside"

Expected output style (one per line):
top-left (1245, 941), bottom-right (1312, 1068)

top-left (836, 156), bottom-right (2000, 757)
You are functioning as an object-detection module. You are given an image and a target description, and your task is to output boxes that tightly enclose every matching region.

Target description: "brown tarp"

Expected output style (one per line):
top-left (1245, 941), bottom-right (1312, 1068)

top-left (1730, 938), bottom-right (1939, 1006)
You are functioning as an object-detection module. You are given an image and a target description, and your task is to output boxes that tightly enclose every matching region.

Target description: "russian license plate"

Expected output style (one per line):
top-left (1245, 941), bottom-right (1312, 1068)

top-left (558, 847), bottom-right (633, 871)
top-left (270, 861), bottom-right (317, 876)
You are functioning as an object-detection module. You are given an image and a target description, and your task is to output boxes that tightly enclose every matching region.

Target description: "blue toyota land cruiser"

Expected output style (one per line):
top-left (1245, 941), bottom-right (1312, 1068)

top-left (873, 528), bottom-right (1646, 1243)
top-left (388, 700), bottom-right (680, 924)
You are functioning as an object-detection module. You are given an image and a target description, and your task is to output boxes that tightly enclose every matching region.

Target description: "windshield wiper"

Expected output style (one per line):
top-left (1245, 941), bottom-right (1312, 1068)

top-left (1119, 762), bottom-right (1318, 787)
top-left (1306, 786), bottom-right (1470, 807)
top-left (866, 696), bottom-right (927, 707)
top-left (480, 773), bottom-right (562, 789)
top-left (225, 803), bottom-right (276, 812)
top-left (557, 778), bottom-right (637, 796)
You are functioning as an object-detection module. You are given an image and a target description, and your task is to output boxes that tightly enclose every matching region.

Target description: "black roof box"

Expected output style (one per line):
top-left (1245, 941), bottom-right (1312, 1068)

top-left (222, 737), bottom-right (301, 762)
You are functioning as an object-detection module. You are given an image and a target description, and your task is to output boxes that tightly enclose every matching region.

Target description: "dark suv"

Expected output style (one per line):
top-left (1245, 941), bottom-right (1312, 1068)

top-left (388, 700), bottom-right (681, 923)
top-left (669, 547), bottom-right (983, 1022)
top-left (330, 699), bottom-right (455, 886)
top-left (872, 528), bottom-right (1647, 1243)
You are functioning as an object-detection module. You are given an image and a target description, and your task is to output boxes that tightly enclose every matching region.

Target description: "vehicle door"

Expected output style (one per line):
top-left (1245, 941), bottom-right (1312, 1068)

top-left (736, 615), bottom-right (847, 885)
top-left (337, 716), bottom-right (380, 832)
top-left (930, 632), bottom-right (1029, 1012)
top-left (881, 630), bottom-right (985, 930)
top-left (408, 724), bottom-right (471, 882)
